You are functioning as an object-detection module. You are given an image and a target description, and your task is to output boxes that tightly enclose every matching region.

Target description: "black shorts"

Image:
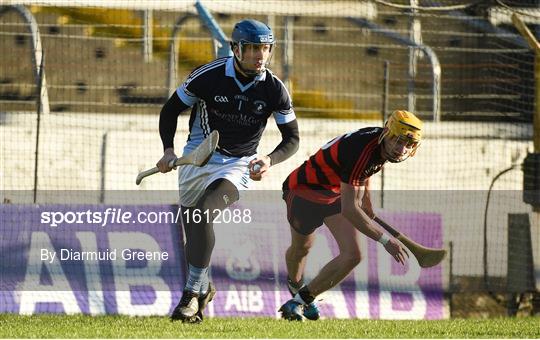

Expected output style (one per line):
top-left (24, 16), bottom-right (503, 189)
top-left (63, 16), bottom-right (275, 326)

top-left (282, 190), bottom-right (341, 235)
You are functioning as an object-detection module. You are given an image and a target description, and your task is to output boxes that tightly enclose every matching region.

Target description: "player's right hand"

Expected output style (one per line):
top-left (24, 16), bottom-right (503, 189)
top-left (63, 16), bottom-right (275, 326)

top-left (156, 148), bottom-right (177, 173)
top-left (248, 155), bottom-right (271, 181)
top-left (384, 238), bottom-right (409, 265)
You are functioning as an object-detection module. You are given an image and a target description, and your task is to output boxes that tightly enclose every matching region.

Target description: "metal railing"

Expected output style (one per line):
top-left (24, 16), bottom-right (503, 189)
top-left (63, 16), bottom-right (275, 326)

top-left (1, 5), bottom-right (49, 115)
top-left (348, 17), bottom-right (441, 121)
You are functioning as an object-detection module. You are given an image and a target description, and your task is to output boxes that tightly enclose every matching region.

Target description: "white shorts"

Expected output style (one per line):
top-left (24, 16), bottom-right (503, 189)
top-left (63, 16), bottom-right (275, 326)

top-left (177, 149), bottom-right (255, 207)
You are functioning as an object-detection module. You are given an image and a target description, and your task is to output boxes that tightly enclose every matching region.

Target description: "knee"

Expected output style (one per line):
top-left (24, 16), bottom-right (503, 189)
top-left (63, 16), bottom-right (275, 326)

top-left (287, 242), bottom-right (313, 259)
top-left (198, 179), bottom-right (240, 212)
top-left (200, 192), bottom-right (238, 212)
top-left (341, 249), bottom-right (362, 269)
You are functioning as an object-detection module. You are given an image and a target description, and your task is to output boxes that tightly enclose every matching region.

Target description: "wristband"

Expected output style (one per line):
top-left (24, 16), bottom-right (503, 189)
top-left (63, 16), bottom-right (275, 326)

top-left (378, 233), bottom-right (391, 246)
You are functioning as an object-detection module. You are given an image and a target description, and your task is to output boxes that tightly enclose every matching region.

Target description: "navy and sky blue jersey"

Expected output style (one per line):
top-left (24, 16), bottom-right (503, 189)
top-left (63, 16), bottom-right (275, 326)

top-left (284, 127), bottom-right (386, 204)
top-left (177, 56), bottom-right (295, 157)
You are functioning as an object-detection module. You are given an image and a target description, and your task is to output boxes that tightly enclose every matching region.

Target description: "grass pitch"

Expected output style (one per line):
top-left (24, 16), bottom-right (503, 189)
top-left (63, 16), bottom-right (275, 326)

top-left (0, 315), bottom-right (538, 338)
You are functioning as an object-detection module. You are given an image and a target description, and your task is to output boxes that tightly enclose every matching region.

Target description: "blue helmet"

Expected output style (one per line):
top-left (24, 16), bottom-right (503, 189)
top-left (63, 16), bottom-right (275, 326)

top-left (231, 19), bottom-right (275, 46)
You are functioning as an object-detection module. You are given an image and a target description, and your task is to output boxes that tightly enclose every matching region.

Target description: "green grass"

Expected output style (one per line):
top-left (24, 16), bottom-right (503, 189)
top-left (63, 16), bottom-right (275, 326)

top-left (0, 315), bottom-right (538, 338)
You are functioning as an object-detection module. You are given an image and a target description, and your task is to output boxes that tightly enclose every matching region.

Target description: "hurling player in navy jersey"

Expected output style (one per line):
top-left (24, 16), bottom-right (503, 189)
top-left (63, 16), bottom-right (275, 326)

top-left (156, 19), bottom-right (299, 323)
top-left (279, 110), bottom-right (423, 321)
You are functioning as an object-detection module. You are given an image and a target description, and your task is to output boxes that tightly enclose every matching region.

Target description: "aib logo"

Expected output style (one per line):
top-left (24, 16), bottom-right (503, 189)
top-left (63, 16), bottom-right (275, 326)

top-left (214, 95), bottom-right (229, 103)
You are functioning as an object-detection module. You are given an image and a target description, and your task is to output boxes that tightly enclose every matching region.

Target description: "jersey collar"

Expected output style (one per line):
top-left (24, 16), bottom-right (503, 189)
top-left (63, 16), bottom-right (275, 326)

top-left (225, 57), bottom-right (267, 93)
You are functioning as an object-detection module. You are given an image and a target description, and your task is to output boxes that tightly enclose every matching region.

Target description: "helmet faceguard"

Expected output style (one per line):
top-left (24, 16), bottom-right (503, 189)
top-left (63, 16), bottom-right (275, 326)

top-left (230, 19), bottom-right (275, 76)
top-left (379, 110), bottom-right (424, 163)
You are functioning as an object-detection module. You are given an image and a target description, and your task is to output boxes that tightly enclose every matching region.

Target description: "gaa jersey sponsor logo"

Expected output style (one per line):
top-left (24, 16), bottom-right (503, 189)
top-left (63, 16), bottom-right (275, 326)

top-left (214, 95), bottom-right (229, 103)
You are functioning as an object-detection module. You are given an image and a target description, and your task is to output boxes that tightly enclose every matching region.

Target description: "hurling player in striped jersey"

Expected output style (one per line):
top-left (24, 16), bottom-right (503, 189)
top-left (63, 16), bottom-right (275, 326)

top-left (156, 19), bottom-right (299, 323)
top-left (279, 110), bottom-right (423, 321)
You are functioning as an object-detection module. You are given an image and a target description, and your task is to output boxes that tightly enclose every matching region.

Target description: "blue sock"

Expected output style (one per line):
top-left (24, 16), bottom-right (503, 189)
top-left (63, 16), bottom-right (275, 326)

top-left (199, 268), bottom-right (209, 296)
top-left (185, 264), bottom-right (207, 294)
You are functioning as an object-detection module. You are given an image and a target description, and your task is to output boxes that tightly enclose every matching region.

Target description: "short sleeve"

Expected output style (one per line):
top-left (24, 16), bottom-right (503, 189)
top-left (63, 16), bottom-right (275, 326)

top-left (175, 63), bottom-right (214, 107)
top-left (272, 77), bottom-right (296, 125)
top-left (337, 129), bottom-right (381, 186)
top-left (176, 81), bottom-right (199, 107)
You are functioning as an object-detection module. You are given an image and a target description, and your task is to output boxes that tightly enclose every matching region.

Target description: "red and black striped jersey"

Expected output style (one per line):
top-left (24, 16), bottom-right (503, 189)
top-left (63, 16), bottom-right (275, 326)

top-left (283, 127), bottom-right (386, 204)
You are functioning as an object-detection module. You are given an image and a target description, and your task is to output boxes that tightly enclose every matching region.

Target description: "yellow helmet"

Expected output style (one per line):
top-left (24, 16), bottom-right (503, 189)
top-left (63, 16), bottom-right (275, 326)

top-left (379, 110), bottom-right (423, 161)
top-left (385, 110), bottom-right (423, 142)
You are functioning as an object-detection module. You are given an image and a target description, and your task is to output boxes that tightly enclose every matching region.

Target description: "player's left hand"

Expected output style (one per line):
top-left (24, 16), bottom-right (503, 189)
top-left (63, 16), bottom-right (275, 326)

top-left (384, 238), bottom-right (409, 265)
top-left (249, 155), bottom-right (271, 181)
